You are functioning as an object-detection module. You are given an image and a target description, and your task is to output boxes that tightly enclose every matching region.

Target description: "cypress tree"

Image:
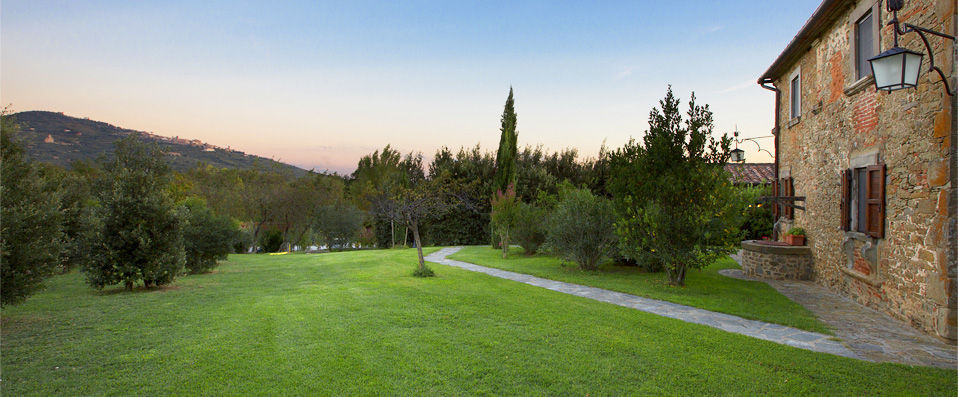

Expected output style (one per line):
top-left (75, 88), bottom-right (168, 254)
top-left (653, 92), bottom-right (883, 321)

top-left (493, 87), bottom-right (518, 194)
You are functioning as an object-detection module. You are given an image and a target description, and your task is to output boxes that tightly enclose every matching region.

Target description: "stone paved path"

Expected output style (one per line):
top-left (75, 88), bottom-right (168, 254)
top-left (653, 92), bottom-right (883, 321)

top-left (425, 247), bottom-right (858, 360)
top-left (724, 252), bottom-right (957, 369)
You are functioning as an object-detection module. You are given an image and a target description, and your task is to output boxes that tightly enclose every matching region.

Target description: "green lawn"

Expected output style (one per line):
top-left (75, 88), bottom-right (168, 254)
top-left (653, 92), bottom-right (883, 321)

top-left (2, 248), bottom-right (953, 395)
top-left (447, 246), bottom-right (830, 334)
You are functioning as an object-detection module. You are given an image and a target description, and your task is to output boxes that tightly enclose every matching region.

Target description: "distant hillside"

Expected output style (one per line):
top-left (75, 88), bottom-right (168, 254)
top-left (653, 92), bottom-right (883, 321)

top-left (9, 111), bottom-right (308, 175)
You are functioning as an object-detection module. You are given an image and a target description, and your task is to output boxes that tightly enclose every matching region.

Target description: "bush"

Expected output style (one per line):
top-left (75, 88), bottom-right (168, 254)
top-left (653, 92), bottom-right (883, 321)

top-left (412, 264), bottom-right (435, 278)
top-left (181, 198), bottom-right (239, 274)
top-left (513, 202), bottom-right (547, 255)
top-left (1, 114), bottom-right (64, 305)
top-left (490, 185), bottom-right (520, 258)
top-left (608, 88), bottom-right (739, 286)
top-left (545, 188), bottom-right (616, 270)
top-left (260, 230), bottom-right (283, 253)
top-left (739, 185), bottom-right (774, 240)
top-left (315, 201), bottom-right (365, 251)
top-left (84, 135), bottom-right (184, 290)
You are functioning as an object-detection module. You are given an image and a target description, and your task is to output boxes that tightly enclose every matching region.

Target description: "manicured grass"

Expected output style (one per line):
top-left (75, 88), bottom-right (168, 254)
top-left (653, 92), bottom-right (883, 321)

top-left (448, 246), bottom-right (830, 334)
top-left (3, 248), bottom-right (953, 395)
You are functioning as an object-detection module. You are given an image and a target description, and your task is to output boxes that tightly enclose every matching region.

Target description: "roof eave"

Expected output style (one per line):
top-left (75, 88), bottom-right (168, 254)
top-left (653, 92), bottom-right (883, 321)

top-left (757, 0), bottom-right (852, 84)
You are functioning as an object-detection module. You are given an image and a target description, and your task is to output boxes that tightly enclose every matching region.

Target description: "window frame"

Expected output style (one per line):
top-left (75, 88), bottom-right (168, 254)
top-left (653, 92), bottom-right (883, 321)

top-left (846, 1), bottom-right (881, 92)
top-left (788, 68), bottom-right (801, 121)
top-left (842, 152), bottom-right (885, 239)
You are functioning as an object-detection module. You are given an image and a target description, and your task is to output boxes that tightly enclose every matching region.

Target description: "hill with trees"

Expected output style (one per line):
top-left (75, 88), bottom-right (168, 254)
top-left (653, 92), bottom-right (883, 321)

top-left (11, 110), bottom-right (308, 175)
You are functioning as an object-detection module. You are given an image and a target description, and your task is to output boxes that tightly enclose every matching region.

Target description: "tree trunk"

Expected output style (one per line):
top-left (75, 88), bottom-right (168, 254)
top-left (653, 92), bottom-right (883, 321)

top-left (411, 221), bottom-right (425, 271)
top-left (669, 264), bottom-right (687, 286)
top-left (501, 232), bottom-right (509, 259)
top-left (403, 226), bottom-right (409, 248)
top-left (391, 220), bottom-right (395, 248)
top-left (125, 280), bottom-right (134, 291)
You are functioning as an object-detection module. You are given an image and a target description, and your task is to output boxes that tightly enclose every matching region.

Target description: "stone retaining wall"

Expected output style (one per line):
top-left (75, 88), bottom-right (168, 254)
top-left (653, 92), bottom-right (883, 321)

top-left (740, 240), bottom-right (814, 280)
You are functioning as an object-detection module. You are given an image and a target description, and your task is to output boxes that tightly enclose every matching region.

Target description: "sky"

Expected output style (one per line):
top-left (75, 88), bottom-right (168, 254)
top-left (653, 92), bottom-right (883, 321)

top-left (2, 0), bottom-right (821, 174)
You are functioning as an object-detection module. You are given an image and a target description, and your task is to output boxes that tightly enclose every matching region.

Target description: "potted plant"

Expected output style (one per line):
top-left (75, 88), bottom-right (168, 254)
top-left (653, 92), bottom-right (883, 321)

top-left (784, 227), bottom-right (806, 246)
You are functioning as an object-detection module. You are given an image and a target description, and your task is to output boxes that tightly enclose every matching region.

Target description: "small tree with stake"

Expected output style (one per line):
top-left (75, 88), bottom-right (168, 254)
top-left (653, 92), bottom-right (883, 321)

top-left (374, 175), bottom-right (452, 277)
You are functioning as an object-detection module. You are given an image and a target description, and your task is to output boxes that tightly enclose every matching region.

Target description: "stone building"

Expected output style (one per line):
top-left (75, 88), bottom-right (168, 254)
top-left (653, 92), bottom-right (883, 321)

top-left (757, 0), bottom-right (956, 341)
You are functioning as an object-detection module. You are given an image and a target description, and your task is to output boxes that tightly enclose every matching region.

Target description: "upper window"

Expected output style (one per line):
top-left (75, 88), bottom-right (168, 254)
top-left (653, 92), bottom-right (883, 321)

top-left (789, 73), bottom-right (801, 119)
top-left (849, 2), bottom-right (880, 84)
top-left (855, 11), bottom-right (876, 80)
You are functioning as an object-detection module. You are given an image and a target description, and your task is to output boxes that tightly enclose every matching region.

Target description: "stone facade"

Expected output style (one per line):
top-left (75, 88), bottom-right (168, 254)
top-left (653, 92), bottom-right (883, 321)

top-left (740, 241), bottom-right (815, 280)
top-left (761, 0), bottom-right (957, 341)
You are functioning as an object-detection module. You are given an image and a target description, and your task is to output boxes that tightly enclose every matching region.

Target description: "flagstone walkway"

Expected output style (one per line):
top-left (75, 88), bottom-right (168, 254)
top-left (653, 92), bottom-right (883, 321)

top-left (425, 247), bottom-right (858, 360)
top-left (723, 252), bottom-right (956, 369)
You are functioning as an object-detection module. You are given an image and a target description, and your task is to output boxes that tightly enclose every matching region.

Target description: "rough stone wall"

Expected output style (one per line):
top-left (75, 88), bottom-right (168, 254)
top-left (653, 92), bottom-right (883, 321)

top-left (771, 0), bottom-right (956, 340)
top-left (741, 244), bottom-right (814, 280)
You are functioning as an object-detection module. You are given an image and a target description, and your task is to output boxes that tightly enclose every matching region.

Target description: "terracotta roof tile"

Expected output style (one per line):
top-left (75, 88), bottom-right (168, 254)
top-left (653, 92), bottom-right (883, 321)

top-left (724, 163), bottom-right (775, 185)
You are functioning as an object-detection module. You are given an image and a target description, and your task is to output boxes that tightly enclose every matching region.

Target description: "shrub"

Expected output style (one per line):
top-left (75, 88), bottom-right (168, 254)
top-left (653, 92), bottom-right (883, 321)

top-left (513, 202), bottom-right (547, 255)
top-left (739, 185), bottom-right (774, 240)
top-left (786, 227), bottom-right (806, 236)
top-left (84, 135), bottom-right (184, 290)
top-left (1, 114), bottom-right (64, 305)
top-left (545, 188), bottom-right (616, 270)
top-left (260, 230), bottom-right (283, 253)
top-left (412, 264), bottom-right (435, 278)
top-left (490, 185), bottom-right (520, 258)
top-left (181, 198), bottom-right (238, 274)
top-left (608, 88), bottom-right (739, 286)
top-left (315, 201), bottom-right (365, 251)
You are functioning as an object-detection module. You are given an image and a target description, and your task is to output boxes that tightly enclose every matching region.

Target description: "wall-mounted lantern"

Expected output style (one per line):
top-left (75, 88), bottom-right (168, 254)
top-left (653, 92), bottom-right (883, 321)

top-left (867, 0), bottom-right (956, 96)
top-left (730, 128), bottom-right (773, 163)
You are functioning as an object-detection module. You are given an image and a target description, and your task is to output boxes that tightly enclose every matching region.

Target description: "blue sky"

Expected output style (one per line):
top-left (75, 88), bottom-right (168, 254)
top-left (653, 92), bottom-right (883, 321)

top-left (2, 0), bottom-right (821, 173)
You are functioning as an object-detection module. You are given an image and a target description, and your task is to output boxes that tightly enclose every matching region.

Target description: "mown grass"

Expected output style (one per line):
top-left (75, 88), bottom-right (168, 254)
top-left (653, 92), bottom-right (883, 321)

top-left (2, 248), bottom-right (954, 395)
top-left (447, 246), bottom-right (830, 334)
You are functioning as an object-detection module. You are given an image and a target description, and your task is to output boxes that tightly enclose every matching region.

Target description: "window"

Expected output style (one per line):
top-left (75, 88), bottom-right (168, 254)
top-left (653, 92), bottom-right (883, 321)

top-left (773, 177), bottom-right (794, 220)
top-left (849, 2), bottom-right (880, 84)
top-left (790, 73), bottom-right (801, 119)
top-left (841, 164), bottom-right (885, 237)
top-left (855, 11), bottom-right (875, 80)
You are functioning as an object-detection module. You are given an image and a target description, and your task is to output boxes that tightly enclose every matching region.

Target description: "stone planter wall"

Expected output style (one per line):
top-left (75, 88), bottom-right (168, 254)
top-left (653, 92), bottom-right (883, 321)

top-left (740, 240), bottom-right (813, 281)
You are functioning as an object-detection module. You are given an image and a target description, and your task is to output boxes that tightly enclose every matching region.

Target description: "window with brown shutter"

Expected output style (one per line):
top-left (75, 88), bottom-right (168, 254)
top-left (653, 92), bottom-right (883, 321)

top-left (772, 179), bottom-right (779, 218)
top-left (840, 170), bottom-right (851, 231)
top-left (864, 164), bottom-right (885, 238)
top-left (785, 177), bottom-right (795, 219)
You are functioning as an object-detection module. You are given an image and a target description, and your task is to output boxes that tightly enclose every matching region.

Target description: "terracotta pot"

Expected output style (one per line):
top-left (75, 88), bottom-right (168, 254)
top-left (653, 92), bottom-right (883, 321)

top-left (785, 234), bottom-right (805, 246)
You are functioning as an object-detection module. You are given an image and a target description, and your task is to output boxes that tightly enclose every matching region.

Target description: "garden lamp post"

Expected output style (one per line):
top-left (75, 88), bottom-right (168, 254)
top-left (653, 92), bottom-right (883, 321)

top-left (867, 0), bottom-right (956, 95)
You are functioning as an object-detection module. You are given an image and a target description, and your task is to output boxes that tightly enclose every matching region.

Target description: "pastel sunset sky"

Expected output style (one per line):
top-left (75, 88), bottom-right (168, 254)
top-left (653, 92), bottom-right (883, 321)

top-left (2, 1), bottom-right (820, 174)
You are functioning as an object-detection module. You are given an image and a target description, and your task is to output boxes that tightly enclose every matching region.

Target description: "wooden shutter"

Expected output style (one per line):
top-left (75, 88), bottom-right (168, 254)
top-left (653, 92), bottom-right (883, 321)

top-left (785, 177), bottom-right (795, 219)
top-left (865, 164), bottom-right (885, 238)
top-left (772, 179), bottom-right (779, 218)
top-left (840, 169), bottom-right (851, 231)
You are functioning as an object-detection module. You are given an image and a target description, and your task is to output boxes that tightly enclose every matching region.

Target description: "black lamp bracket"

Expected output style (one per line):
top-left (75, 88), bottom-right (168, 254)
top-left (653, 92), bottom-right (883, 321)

top-left (887, 1), bottom-right (956, 96)
top-left (732, 131), bottom-right (774, 158)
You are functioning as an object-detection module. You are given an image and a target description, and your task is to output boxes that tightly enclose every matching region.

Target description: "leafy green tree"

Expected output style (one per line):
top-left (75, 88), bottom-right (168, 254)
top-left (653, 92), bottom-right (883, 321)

top-left (739, 185), bottom-right (774, 240)
top-left (545, 188), bottom-right (616, 270)
top-left (493, 87), bottom-right (518, 194)
top-left (315, 201), bottom-right (365, 251)
top-left (181, 197), bottom-right (238, 274)
top-left (513, 202), bottom-right (547, 255)
top-left (608, 87), bottom-right (737, 286)
top-left (56, 169), bottom-right (101, 273)
top-left (259, 230), bottom-right (283, 253)
top-left (490, 185), bottom-right (520, 258)
top-left (375, 174), bottom-right (452, 277)
top-left (84, 135), bottom-right (185, 290)
top-left (1, 111), bottom-right (64, 305)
